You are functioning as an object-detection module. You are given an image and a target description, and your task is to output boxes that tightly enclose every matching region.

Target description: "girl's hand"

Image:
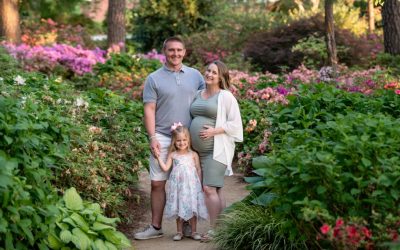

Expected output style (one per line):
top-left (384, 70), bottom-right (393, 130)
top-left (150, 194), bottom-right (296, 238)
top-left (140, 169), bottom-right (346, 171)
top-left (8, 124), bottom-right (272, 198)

top-left (200, 125), bottom-right (214, 140)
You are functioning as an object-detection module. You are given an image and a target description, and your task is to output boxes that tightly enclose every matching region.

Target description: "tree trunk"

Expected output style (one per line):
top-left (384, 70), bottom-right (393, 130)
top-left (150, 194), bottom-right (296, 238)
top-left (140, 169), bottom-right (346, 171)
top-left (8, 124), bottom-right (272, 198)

top-left (107, 0), bottom-right (126, 51)
top-left (0, 0), bottom-right (21, 43)
top-left (382, 0), bottom-right (400, 55)
top-left (325, 0), bottom-right (337, 69)
top-left (368, 0), bottom-right (375, 33)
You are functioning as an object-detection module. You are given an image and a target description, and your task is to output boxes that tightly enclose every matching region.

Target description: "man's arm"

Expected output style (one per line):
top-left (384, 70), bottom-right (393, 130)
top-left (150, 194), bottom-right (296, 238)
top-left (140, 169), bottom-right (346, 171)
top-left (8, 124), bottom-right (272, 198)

top-left (144, 102), bottom-right (160, 156)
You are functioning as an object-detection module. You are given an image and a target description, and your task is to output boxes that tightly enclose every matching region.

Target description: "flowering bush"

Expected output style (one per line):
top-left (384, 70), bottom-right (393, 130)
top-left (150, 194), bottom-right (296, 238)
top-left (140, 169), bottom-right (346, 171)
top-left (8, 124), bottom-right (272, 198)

top-left (319, 218), bottom-right (373, 249)
top-left (21, 18), bottom-right (94, 47)
top-left (95, 53), bottom-right (162, 100)
top-left (2, 43), bottom-right (106, 76)
top-left (138, 49), bottom-right (166, 64)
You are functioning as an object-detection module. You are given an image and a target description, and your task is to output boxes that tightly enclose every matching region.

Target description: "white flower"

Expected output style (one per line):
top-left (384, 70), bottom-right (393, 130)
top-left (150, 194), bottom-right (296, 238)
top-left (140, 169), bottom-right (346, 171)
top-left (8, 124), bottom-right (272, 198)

top-left (0, 77), bottom-right (4, 82)
top-left (21, 96), bottom-right (27, 105)
top-left (14, 75), bottom-right (26, 86)
top-left (75, 97), bottom-right (89, 108)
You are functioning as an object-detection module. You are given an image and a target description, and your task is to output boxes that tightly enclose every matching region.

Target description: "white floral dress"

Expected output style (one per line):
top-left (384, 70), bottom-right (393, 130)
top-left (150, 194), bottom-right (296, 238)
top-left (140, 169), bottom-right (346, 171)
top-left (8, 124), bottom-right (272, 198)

top-left (164, 152), bottom-right (208, 221)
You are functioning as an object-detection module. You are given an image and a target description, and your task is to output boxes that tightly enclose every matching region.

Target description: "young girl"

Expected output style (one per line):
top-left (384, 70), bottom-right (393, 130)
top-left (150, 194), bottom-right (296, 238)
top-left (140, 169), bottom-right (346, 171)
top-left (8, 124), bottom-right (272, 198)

top-left (155, 123), bottom-right (208, 241)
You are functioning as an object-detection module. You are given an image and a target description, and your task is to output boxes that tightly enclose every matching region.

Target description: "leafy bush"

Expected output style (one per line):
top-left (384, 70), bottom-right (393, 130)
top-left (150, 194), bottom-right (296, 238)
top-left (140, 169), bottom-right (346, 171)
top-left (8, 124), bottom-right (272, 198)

top-left (184, 5), bottom-right (274, 69)
top-left (244, 84), bottom-right (400, 248)
top-left (56, 88), bottom-right (148, 216)
top-left (0, 72), bottom-right (75, 249)
top-left (373, 52), bottom-right (400, 75)
top-left (132, 0), bottom-right (221, 51)
top-left (94, 53), bottom-right (162, 100)
top-left (0, 50), bottom-right (142, 247)
top-left (48, 187), bottom-right (131, 250)
top-left (244, 16), bottom-right (383, 73)
top-left (20, 18), bottom-right (95, 48)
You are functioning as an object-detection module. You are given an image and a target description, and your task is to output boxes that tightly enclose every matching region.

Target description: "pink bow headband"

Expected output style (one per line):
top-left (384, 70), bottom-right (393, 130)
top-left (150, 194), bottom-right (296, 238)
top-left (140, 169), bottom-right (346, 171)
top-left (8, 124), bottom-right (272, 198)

top-left (171, 122), bottom-right (183, 131)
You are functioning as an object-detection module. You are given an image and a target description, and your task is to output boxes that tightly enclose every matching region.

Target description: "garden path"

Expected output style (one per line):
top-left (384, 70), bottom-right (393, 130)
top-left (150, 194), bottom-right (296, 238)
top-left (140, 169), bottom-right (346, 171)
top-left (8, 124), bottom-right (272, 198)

top-left (130, 170), bottom-right (250, 250)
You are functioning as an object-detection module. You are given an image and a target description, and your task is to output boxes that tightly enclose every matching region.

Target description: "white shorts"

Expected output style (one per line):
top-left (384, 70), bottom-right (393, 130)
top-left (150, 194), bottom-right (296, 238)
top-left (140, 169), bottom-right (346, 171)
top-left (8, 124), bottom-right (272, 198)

top-left (149, 133), bottom-right (171, 181)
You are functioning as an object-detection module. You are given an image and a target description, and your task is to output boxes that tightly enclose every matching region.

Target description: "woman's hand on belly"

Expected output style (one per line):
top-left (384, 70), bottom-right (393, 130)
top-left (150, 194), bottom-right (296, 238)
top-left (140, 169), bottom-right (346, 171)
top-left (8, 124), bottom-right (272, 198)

top-left (199, 125), bottom-right (215, 140)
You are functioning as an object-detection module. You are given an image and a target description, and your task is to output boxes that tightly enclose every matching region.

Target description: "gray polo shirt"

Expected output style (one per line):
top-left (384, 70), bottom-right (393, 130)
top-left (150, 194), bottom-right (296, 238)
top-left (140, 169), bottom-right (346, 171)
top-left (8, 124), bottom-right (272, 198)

top-left (143, 65), bottom-right (205, 136)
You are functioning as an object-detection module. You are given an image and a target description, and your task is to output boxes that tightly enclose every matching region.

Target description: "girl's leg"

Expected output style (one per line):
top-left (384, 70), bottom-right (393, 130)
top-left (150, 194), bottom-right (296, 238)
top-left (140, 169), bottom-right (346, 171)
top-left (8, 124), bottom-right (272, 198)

top-left (189, 216), bottom-right (197, 233)
top-left (176, 217), bottom-right (184, 233)
top-left (203, 185), bottom-right (221, 227)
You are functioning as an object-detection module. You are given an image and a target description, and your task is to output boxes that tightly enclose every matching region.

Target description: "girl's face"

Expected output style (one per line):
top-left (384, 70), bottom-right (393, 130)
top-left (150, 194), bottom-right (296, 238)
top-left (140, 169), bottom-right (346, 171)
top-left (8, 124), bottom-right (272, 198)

top-left (204, 63), bottom-right (220, 87)
top-left (174, 132), bottom-right (189, 151)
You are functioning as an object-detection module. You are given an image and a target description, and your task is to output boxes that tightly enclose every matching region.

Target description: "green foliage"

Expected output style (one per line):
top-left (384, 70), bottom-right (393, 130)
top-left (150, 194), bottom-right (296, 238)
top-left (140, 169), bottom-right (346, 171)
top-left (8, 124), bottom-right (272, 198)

top-left (213, 201), bottom-right (306, 249)
top-left (47, 187), bottom-right (131, 250)
top-left (91, 53), bottom-right (162, 100)
top-left (185, 3), bottom-right (275, 68)
top-left (56, 87), bottom-right (148, 216)
top-left (132, 0), bottom-right (221, 51)
top-left (20, 0), bottom-right (87, 24)
top-left (244, 84), bottom-right (400, 247)
top-left (291, 35), bottom-right (349, 69)
top-left (0, 48), bottom-right (141, 246)
top-left (0, 72), bottom-right (76, 249)
top-left (374, 52), bottom-right (400, 75)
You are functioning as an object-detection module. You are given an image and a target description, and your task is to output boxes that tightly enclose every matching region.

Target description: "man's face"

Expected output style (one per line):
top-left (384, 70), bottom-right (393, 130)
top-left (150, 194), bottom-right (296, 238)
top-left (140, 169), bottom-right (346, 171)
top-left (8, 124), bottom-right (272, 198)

top-left (163, 41), bottom-right (186, 68)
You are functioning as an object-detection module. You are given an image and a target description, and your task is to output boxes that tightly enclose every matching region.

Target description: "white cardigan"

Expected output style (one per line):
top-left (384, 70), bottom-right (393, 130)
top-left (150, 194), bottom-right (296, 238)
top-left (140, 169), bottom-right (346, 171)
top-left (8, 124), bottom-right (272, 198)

top-left (213, 90), bottom-right (243, 176)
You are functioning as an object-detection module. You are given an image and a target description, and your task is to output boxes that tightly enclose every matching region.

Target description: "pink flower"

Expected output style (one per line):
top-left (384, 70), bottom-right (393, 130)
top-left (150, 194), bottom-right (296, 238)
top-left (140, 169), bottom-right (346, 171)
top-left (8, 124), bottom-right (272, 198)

top-left (320, 224), bottom-right (331, 235)
top-left (361, 227), bottom-right (372, 239)
top-left (335, 218), bottom-right (344, 228)
top-left (395, 89), bottom-right (400, 95)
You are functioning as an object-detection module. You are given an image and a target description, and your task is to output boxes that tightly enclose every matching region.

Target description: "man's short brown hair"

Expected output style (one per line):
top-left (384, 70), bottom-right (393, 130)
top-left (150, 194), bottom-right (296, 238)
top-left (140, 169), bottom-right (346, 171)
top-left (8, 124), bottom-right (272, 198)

top-left (162, 36), bottom-right (185, 50)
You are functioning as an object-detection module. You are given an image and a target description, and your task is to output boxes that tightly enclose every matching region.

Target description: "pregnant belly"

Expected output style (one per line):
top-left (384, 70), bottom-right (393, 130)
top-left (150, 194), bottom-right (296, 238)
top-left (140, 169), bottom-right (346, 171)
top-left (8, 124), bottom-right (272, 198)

top-left (190, 116), bottom-right (215, 154)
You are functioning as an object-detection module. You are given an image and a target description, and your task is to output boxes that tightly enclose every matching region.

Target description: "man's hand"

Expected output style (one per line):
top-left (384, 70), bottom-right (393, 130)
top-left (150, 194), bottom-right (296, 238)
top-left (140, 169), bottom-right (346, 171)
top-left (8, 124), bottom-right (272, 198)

top-left (150, 138), bottom-right (161, 158)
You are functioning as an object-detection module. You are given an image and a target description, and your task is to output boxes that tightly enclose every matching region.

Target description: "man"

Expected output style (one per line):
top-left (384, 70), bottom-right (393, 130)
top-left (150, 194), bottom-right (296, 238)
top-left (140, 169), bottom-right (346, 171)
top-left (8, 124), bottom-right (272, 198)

top-left (134, 36), bottom-right (205, 240)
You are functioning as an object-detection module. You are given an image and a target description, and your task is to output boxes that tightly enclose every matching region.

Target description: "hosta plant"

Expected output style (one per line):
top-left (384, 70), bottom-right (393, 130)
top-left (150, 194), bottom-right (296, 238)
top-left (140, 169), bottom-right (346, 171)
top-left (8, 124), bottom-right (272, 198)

top-left (48, 187), bottom-right (131, 250)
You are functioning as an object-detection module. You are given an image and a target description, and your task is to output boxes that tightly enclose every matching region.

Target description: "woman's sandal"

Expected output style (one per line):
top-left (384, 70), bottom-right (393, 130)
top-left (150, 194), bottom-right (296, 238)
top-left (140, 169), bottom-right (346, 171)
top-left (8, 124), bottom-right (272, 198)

top-left (200, 230), bottom-right (214, 243)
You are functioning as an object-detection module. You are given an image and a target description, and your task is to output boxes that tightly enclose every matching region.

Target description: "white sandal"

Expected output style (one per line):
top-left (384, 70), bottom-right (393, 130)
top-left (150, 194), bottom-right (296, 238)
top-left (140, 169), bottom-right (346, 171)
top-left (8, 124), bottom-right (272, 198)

top-left (173, 232), bottom-right (183, 241)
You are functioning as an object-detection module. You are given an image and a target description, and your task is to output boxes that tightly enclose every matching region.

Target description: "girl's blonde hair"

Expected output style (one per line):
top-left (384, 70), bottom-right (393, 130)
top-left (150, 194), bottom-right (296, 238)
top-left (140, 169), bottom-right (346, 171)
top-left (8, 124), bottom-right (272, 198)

top-left (168, 125), bottom-right (192, 154)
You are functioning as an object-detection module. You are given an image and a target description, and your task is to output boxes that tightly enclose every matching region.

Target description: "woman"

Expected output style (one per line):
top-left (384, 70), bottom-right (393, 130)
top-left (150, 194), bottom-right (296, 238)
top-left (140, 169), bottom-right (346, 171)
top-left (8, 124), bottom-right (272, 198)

top-left (189, 60), bottom-right (243, 240)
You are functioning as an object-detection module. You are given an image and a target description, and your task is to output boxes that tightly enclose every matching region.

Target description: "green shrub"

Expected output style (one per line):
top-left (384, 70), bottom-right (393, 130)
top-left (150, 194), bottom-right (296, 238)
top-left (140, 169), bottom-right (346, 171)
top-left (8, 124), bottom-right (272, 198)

top-left (0, 73), bottom-right (76, 249)
top-left (244, 84), bottom-right (400, 248)
top-left (132, 0), bottom-right (221, 51)
top-left (374, 53), bottom-right (400, 75)
top-left (244, 16), bottom-right (382, 73)
top-left (56, 88), bottom-right (148, 217)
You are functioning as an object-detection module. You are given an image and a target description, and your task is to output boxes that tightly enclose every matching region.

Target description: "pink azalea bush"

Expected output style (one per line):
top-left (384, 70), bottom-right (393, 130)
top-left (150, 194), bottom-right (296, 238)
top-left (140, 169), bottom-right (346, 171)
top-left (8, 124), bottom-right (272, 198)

top-left (139, 49), bottom-right (166, 64)
top-left (2, 42), bottom-right (106, 75)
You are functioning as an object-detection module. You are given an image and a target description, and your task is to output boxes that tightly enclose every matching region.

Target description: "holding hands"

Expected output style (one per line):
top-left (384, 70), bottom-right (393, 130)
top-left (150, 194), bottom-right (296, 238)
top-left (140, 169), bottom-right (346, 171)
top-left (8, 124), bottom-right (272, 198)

top-left (150, 138), bottom-right (161, 158)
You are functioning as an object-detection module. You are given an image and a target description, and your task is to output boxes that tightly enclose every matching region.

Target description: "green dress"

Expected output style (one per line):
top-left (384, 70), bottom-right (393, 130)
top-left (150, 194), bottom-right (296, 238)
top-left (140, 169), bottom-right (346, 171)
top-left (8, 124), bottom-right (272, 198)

top-left (190, 92), bottom-right (227, 187)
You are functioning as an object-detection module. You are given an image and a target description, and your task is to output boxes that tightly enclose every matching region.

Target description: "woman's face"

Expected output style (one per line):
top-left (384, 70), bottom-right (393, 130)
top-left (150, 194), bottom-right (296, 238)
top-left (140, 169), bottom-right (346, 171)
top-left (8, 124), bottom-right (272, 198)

top-left (204, 63), bottom-right (220, 87)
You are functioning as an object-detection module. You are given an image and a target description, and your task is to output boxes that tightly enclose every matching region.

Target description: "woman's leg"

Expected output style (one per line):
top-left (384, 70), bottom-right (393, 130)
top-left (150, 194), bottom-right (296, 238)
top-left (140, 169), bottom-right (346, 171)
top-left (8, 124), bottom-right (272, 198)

top-left (203, 185), bottom-right (221, 227)
top-left (217, 187), bottom-right (226, 212)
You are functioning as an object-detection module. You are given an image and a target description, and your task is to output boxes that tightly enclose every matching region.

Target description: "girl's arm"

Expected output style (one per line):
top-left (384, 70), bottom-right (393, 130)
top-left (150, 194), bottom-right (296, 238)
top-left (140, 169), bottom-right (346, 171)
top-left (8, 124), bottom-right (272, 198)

top-left (193, 152), bottom-right (202, 181)
top-left (156, 153), bottom-right (173, 172)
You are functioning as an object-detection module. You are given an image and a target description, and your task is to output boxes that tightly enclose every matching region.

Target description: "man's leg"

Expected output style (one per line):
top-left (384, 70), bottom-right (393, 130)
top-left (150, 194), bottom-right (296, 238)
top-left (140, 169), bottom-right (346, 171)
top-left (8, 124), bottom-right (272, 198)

top-left (134, 133), bottom-right (170, 240)
top-left (151, 180), bottom-right (167, 228)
